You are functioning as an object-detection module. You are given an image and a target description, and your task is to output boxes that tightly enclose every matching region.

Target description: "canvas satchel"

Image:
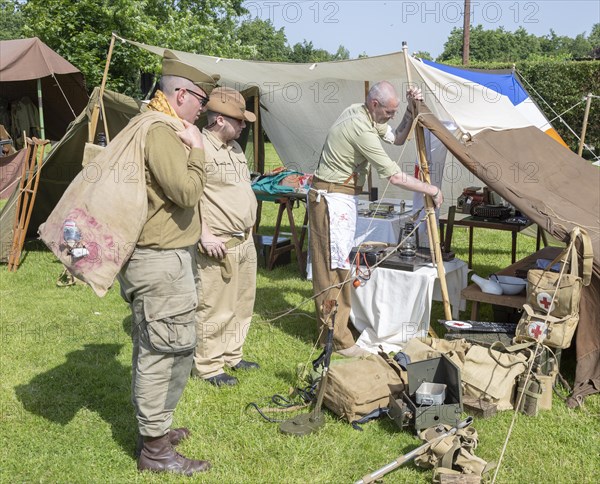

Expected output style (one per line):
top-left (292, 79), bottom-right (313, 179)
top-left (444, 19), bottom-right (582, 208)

top-left (38, 112), bottom-right (185, 297)
top-left (322, 353), bottom-right (406, 423)
top-left (461, 342), bottom-right (532, 411)
top-left (515, 227), bottom-right (593, 349)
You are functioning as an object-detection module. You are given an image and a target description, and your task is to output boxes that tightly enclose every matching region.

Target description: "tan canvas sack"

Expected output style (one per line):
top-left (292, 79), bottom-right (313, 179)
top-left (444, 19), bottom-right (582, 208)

top-left (39, 112), bottom-right (184, 297)
top-left (322, 353), bottom-right (406, 423)
top-left (515, 227), bottom-right (593, 349)
top-left (461, 342), bottom-right (532, 411)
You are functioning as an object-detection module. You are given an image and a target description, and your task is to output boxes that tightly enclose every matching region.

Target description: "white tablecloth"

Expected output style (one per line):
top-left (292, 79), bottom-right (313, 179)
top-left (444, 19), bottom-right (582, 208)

top-left (350, 258), bottom-right (468, 353)
top-left (355, 199), bottom-right (413, 246)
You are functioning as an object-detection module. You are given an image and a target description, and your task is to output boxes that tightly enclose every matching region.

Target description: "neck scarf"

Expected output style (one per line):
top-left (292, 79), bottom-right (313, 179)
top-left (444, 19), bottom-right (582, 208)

top-left (147, 90), bottom-right (180, 119)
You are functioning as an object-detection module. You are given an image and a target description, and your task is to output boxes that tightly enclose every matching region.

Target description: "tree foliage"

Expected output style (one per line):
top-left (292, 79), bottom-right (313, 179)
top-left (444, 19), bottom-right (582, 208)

top-left (17, 0), bottom-right (258, 95)
top-left (288, 40), bottom-right (349, 63)
top-left (0, 0), bottom-right (24, 41)
top-left (4, 0), bottom-right (350, 95)
top-left (236, 18), bottom-right (289, 62)
top-left (439, 23), bottom-right (600, 63)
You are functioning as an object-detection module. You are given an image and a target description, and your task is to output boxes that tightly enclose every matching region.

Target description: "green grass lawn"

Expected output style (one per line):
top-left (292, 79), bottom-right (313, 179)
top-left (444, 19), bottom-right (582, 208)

top-left (1, 144), bottom-right (599, 483)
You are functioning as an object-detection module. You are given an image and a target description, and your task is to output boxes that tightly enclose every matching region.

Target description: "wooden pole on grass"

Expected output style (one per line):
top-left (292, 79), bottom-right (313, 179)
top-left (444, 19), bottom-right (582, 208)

top-left (402, 42), bottom-right (453, 322)
top-left (89, 33), bottom-right (116, 143)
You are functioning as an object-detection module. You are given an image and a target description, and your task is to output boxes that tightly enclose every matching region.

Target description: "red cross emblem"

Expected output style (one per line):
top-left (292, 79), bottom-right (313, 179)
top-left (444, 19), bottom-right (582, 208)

top-left (528, 322), bottom-right (547, 341)
top-left (537, 292), bottom-right (554, 313)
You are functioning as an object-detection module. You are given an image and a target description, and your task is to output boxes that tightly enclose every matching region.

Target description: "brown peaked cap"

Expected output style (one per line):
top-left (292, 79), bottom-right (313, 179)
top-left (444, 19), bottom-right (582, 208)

top-left (206, 87), bottom-right (256, 122)
top-left (162, 50), bottom-right (220, 95)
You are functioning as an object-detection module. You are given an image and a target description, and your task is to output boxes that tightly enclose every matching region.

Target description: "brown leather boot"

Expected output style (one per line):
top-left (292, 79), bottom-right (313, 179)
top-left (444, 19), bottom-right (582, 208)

top-left (137, 434), bottom-right (211, 475)
top-left (135, 427), bottom-right (191, 457)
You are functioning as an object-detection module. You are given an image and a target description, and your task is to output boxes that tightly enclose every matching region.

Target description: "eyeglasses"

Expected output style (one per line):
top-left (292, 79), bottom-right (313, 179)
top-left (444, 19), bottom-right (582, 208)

top-left (175, 87), bottom-right (209, 107)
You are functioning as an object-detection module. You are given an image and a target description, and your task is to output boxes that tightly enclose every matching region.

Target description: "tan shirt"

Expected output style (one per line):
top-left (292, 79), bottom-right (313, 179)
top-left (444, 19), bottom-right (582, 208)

top-left (137, 122), bottom-right (205, 249)
top-left (199, 129), bottom-right (257, 236)
top-left (315, 103), bottom-right (400, 187)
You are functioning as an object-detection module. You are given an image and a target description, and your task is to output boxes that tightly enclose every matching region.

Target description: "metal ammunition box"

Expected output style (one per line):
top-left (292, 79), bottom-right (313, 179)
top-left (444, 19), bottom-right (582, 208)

top-left (407, 354), bottom-right (463, 431)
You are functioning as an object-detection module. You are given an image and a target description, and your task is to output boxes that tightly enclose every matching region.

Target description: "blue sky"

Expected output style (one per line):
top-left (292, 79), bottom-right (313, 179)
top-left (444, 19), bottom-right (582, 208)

top-left (241, 1), bottom-right (600, 58)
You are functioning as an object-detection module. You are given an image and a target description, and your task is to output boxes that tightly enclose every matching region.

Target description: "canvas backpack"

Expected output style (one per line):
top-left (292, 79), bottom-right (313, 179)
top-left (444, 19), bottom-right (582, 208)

top-left (322, 353), bottom-right (406, 423)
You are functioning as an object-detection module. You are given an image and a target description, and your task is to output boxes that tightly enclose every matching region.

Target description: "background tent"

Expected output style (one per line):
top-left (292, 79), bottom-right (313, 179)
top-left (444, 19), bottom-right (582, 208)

top-left (0, 88), bottom-right (141, 262)
top-left (0, 37), bottom-right (88, 142)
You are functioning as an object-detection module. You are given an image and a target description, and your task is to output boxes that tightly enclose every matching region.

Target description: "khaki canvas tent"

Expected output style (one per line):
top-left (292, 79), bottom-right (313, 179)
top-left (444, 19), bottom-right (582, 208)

top-left (2, 40), bottom-right (598, 402)
top-left (0, 88), bottom-right (141, 262)
top-left (0, 37), bottom-right (88, 142)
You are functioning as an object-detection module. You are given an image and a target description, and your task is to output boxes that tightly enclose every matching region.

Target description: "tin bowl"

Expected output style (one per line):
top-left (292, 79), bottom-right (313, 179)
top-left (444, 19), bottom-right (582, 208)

top-left (490, 274), bottom-right (527, 295)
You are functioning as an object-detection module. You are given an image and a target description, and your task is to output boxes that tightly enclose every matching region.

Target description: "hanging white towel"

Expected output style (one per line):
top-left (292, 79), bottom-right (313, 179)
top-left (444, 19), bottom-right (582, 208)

top-left (324, 192), bottom-right (358, 270)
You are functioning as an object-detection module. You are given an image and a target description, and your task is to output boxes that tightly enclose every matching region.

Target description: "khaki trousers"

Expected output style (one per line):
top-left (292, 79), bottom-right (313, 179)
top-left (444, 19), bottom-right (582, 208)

top-left (192, 236), bottom-right (257, 378)
top-left (308, 189), bottom-right (356, 350)
top-left (118, 247), bottom-right (198, 437)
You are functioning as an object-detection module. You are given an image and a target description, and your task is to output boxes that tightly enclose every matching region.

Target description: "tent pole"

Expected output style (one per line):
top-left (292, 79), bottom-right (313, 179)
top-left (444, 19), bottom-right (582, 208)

top-left (402, 42), bottom-right (453, 322)
top-left (36, 78), bottom-right (45, 140)
top-left (365, 81), bottom-right (374, 200)
top-left (254, 93), bottom-right (259, 172)
top-left (89, 33), bottom-right (116, 143)
top-left (578, 93), bottom-right (592, 157)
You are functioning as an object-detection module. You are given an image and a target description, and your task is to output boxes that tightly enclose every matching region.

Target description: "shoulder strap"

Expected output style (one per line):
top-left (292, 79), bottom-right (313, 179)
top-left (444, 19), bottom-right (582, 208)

top-left (569, 227), bottom-right (593, 286)
top-left (350, 407), bottom-right (389, 431)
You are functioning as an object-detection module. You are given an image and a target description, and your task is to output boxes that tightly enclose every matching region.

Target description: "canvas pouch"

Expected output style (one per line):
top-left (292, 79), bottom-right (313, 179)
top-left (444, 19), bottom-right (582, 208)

top-left (322, 353), bottom-right (406, 423)
top-left (461, 342), bottom-right (532, 411)
top-left (515, 227), bottom-right (592, 349)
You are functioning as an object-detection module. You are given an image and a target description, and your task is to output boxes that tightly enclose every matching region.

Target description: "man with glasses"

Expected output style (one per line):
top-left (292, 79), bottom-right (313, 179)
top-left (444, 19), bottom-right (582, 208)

top-left (117, 50), bottom-right (219, 475)
top-left (191, 87), bottom-right (259, 386)
top-left (308, 81), bottom-right (444, 358)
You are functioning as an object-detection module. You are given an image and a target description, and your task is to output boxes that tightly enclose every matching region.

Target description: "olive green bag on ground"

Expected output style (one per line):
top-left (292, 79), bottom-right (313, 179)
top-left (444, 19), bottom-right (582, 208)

top-left (515, 227), bottom-right (593, 349)
top-left (322, 353), bottom-right (406, 423)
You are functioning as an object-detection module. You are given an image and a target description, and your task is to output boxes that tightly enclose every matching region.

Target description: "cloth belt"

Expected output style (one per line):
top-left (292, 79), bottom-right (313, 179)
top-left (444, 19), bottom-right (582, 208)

top-left (198, 230), bottom-right (250, 281)
top-left (311, 176), bottom-right (363, 196)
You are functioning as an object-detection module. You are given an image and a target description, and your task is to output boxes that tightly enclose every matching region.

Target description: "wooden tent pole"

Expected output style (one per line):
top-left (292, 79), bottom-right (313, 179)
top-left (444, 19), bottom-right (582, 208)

top-left (36, 78), bottom-right (45, 140)
top-left (89, 33), bottom-right (116, 143)
top-left (253, 90), bottom-right (264, 230)
top-left (365, 80), bottom-right (374, 200)
top-left (402, 42), bottom-right (453, 321)
top-left (254, 93), bottom-right (259, 171)
top-left (578, 93), bottom-right (592, 157)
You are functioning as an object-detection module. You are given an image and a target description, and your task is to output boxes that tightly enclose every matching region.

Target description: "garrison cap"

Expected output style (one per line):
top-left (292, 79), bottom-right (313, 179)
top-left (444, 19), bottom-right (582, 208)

top-left (162, 50), bottom-right (220, 95)
top-left (206, 87), bottom-right (256, 122)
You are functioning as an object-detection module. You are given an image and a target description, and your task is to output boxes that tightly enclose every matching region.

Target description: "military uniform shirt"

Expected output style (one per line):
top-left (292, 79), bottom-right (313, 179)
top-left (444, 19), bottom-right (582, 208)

top-left (315, 103), bottom-right (400, 187)
top-left (200, 129), bottom-right (257, 236)
top-left (137, 123), bottom-right (205, 249)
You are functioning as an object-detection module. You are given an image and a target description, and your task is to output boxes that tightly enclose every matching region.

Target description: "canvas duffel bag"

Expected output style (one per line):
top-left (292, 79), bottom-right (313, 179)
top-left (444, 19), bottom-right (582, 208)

top-left (322, 353), bottom-right (406, 423)
top-left (461, 342), bottom-right (533, 411)
top-left (515, 227), bottom-right (592, 349)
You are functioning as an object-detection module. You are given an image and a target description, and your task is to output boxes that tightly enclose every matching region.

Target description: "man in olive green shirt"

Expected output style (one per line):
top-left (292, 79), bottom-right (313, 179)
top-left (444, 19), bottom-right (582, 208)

top-left (309, 81), bottom-right (443, 357)
top-left (192, 87), bottom-right (259, 387)
top-left (117, 51), bottom-right (218, 476)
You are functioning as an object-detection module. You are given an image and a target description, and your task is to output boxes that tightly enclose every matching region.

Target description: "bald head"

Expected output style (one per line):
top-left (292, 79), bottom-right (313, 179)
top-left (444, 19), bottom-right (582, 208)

top-left (367, 81), bottom-right (398, 106)
top-left (366, 81), bottom-right (400, 124)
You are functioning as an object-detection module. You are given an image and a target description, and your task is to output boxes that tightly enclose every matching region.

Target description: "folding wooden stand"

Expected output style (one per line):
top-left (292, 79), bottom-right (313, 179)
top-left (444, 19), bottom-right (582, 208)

top-left (7, 137), bottom-right (48, 271)
top-left (268, 196), bottom-right (308, 276)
